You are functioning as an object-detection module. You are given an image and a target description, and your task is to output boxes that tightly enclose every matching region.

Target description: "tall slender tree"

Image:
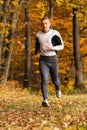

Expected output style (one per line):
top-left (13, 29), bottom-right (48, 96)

top-left (0, 0), bottom-right (21, 86)
top-left (73, 8), bottom-right (84, 88)
top-left (2, 13), bottom-right (18, 86)
top-left (24, 0), bottom-right (31, 88)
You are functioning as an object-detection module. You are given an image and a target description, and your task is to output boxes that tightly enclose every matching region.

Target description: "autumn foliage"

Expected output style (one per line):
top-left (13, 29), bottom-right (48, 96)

top-left (0, 0), bottom-right (87, 90)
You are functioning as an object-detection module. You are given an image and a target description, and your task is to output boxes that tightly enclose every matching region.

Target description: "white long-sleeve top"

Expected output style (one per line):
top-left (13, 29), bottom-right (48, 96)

top-left (35, 29), bottom-right (64, 56)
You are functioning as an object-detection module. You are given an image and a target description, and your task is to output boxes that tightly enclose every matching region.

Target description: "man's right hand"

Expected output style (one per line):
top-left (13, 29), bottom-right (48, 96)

top-left (32, 55), bottom-right (37, 60)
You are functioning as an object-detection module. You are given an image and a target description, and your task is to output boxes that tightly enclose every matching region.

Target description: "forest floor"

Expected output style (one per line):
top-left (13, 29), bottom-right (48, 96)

top-left (0, 82), bottom-right (87, 130)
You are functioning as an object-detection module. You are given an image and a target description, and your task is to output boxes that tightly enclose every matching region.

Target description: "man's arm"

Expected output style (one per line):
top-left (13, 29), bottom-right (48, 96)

top-left (34, 37), bottom-right (40, 55)
top-left (51, 34), bottom-right (64, 51)
top-left (32, 37), bottom-right (40, 60)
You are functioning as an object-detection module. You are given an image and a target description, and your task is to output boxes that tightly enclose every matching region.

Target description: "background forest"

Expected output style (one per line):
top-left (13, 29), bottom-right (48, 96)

top-left (0, 0), bottom-right (87, 93)
top-left (0, 1), bottom-right (87, 129)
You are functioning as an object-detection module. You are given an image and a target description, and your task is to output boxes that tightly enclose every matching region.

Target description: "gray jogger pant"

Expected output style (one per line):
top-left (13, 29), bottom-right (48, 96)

top-left (39, 55), bottom-right (60, 100)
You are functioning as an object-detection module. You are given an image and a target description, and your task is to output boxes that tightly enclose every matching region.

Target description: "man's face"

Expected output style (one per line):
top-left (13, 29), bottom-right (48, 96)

top-left (41, 19), bottom-right (51, 32)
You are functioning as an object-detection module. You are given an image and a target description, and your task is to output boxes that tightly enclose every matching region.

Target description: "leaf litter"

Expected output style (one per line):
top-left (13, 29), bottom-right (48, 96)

top-left (0, 87), bottom-right (87, 130)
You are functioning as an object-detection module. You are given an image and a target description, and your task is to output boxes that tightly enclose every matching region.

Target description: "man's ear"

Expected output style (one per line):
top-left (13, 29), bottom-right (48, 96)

top-left (50, 24), bottom-right (53, 29)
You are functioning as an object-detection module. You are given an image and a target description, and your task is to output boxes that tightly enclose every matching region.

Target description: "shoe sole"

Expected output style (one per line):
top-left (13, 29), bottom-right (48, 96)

top-left (42, 102), bottom-right (50, 107)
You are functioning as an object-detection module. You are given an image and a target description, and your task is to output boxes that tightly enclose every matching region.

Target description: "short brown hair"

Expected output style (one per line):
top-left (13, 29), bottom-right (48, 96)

top-left (41, 17), bottom-right (50, 22)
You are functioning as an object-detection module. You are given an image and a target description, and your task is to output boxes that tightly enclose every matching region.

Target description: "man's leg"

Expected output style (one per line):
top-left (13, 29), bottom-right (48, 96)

top-left (50, 62), bottom-right (60, 90)
top-left (50, 62), bottom-right (61, 98)
top-left (39, 60), bottom-right (49, 100)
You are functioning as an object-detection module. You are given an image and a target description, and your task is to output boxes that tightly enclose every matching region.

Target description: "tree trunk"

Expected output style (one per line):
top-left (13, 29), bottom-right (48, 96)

top-left (24, 0), bottom-right (31, 88)
top-left (0, 4), bottom-right (2, 21)
top-left (49, 1), bottom-right (54, 18)
top-left (48, 0), bottom-right (54, 19)
top-left (73, 8), bottom-right (84, 88)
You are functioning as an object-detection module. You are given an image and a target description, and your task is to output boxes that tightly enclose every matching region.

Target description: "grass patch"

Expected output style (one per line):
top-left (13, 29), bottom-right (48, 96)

top-left (62, 87), bottom-right (87, 95)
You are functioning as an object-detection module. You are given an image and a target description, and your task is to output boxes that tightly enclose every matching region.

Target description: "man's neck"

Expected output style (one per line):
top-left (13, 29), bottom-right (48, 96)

top-left (42, 29), bottom-right (50, 33)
